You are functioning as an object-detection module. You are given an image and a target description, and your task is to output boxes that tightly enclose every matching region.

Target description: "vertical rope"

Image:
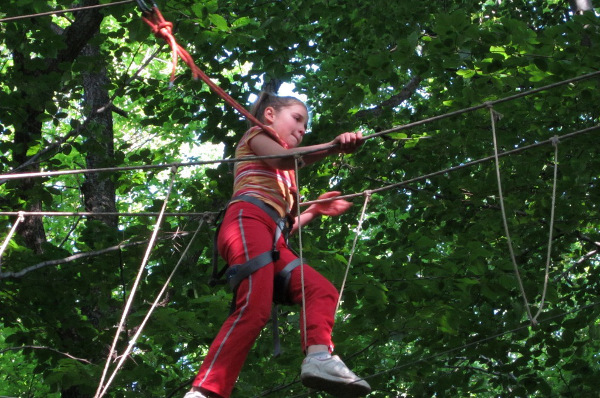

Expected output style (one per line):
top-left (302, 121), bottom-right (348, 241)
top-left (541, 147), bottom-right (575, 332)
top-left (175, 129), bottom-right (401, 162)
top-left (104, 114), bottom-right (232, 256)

top-left (532, 136), bottom-right (560, 323)
top-left (488, 106), bottom-right (535, 325)
top-left (0, 211), bottom-right (25, 273)
top-left (335, 191), bottom-right (371, 315)
top-left (293, 156), bottom-right (308, 349)
top-left (98, 217), bottom-right (203, 397)
top-left (95, 166), bottom-right (179, 398)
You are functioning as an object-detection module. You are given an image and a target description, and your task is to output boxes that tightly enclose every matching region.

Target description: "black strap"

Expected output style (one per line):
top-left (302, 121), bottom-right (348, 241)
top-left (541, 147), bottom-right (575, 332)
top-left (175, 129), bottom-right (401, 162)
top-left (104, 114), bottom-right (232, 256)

top-left (227, 251), bottom-right (274, 290)
top-left (209, 207), bottom-right (227, 287)
top-left (273, 258), bottom-right (302, 304)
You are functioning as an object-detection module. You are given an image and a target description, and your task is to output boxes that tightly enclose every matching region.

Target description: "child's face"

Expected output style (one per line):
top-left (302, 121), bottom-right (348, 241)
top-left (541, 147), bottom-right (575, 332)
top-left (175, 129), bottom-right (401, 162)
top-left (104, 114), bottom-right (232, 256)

top-left (268, 104), bottom-right (308, 148)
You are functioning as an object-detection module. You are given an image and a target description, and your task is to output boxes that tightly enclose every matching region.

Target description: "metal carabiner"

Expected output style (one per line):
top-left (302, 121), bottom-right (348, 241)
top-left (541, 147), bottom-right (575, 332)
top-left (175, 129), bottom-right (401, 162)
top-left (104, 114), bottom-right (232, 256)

top-left (135, 0), bottom-right (154, 14)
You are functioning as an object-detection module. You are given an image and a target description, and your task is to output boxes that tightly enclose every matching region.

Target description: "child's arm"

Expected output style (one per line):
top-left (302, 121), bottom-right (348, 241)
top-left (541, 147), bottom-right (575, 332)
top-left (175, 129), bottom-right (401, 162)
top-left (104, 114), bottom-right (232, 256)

top-left (291, 191), bottom-right (351, 235)
top-left (249, 131), bottom-right (363, 170)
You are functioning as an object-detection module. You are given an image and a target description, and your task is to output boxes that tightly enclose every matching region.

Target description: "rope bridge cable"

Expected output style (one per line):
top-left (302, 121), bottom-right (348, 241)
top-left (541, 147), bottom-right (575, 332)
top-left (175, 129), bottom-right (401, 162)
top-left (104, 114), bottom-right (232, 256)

top-left (533, 135), bottom-right (560, 323)
top-left (0, 124), bottom-right (595, 230)
top-left (302, 124), bottom-right (600, 207)
top-left (260, 300), bottom-right (600, 398)
top-left (489, 106), bottom-right (534, 324)
top-left (0, 120), bottom-right (596, 185)
top-left (97, 218), bottom-right (205, 397)
top-left (293, 156), bottom-right (309, 349)
top-left (0, 149), bottom-right (335, 181)
top-left (362, 70), bottom-right (600, 141)
top-left (95, 166), bottom-right (178, 398)
top-left (1, 69), bottom-right (598, 184)
top-left (335, 191), bottom-right (371, 315)
top-left (0, 0), bottom-right (136, 23)
top-left (488, 105), bottom-right (561, 326)
top-left (0, 211), bottom-right (217, 218)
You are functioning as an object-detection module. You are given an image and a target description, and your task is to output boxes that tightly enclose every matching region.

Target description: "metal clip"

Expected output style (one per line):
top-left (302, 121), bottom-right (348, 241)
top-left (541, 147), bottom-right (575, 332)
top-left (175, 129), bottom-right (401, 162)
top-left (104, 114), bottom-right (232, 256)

top-left (135, 0), bottom-right (154, 14)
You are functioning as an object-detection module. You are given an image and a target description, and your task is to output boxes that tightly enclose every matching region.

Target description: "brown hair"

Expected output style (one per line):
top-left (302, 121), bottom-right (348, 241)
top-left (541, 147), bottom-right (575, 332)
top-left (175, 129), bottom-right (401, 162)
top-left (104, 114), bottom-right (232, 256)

top-left (249, 92), bottom-right (307, 127)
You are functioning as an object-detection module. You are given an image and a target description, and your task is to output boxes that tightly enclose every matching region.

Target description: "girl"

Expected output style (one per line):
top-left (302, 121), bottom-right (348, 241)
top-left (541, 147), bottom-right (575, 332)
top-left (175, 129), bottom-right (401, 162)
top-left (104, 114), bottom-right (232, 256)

top-left (186, 92), bottom-right (371, 398)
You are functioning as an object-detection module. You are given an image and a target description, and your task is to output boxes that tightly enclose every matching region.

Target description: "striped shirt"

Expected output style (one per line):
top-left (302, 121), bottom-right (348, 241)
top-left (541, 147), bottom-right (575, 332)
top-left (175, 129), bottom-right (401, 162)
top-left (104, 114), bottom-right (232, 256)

top-left (232, 126), bottom-right (297, 217)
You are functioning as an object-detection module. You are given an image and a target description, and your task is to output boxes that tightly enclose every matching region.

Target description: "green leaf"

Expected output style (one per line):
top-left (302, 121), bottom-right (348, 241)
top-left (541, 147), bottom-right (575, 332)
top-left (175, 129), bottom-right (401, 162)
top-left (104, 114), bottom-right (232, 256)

top-left (388, 132), bottom-right (408, 140)
top-left (456, 69), bottom-right (476, 78)
top-left (209, 14), bottom-right (229, 32)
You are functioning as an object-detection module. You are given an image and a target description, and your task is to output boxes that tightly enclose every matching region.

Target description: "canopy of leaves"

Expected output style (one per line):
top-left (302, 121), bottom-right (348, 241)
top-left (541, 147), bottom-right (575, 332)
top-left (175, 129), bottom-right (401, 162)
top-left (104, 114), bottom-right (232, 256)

top-left (1, 0), bottom-right (599, 397)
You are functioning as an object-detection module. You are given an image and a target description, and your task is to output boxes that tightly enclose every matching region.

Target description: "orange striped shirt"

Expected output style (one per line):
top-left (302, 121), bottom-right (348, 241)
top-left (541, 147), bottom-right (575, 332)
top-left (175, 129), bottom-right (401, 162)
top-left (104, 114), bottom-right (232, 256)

top-left (232, 127), bottom-right (297, 217)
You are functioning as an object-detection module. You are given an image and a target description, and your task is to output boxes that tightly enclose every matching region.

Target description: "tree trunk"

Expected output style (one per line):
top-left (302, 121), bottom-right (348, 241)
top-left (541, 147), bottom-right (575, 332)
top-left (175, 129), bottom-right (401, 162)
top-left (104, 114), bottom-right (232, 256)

top-left (81, 44), bottom-right (118, 229)
top-left (11, 32), bottom-right (48, 254)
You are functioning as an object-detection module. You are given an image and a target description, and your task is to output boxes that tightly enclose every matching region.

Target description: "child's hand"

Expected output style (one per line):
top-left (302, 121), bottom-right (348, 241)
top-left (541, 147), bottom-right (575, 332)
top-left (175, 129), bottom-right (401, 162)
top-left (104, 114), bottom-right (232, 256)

top-left (333, 131), bottom-right (363, 154)
top-left (310, 191), bottom-right (352, 217)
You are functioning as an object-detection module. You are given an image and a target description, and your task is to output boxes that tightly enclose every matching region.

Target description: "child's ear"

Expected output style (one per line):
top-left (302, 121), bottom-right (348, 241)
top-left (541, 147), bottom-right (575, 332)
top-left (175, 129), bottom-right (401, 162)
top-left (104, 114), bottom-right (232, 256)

top-left (264, 106), bottom-right (276, 123)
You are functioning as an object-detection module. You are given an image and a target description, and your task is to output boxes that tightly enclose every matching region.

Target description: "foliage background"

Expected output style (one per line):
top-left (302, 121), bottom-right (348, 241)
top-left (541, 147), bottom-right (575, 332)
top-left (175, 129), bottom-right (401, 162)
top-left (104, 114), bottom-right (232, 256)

top-left (1, 0), bottom-right (599, 397)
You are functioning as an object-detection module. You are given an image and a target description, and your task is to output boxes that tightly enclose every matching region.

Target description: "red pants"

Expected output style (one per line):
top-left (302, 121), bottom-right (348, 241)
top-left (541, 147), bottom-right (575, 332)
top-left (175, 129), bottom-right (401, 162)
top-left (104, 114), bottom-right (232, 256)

top-left (192, 201), bottom-right (339, 398)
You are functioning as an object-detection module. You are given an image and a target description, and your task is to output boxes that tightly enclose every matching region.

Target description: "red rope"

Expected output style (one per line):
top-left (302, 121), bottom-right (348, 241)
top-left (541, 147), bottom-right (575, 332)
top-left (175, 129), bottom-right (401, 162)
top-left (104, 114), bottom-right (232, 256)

top-left (141, 7), bottom-right (288, 147)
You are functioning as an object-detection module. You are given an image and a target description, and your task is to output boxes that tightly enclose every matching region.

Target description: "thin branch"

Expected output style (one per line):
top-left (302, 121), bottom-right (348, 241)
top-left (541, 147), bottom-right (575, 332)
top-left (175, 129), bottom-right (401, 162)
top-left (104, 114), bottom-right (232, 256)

top-left (0, 232), bottom-right (192, 279)
top-left (355, 75), bottom-right (422, 120)
top-left (0, 345), bottom-right (92, 364)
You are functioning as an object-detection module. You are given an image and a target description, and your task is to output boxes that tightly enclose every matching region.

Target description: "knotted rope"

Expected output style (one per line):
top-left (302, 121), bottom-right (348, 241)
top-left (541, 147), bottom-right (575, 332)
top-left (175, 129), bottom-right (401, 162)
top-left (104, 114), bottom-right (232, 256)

top-left (140, 6), bottom-right (284, 145)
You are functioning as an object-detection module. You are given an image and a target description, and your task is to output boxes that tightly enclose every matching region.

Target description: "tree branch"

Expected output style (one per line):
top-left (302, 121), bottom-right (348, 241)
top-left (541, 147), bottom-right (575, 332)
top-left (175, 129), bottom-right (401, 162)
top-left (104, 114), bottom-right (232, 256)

top-left (0, 232), bottom-right (192, 279)
top-left (0, 345), bottom-right (92, 364)
top-left (355, 75), bottom-right (422, 120)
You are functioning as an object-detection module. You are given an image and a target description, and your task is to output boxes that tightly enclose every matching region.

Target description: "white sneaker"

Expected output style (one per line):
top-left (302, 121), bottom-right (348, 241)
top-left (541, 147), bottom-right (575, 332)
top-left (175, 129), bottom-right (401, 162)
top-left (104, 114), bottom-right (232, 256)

top-left (300, 355), bottom-right (371, 397)
top-left (183, 391), bottom-right (208, 398)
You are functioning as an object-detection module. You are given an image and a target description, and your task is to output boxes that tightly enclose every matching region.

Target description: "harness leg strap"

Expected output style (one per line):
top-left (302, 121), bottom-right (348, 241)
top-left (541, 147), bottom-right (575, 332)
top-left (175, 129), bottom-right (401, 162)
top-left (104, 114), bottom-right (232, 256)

top-left (226, 251), bottom-right (274, 290)
top-left (273, 258), bottom-right (302, 304)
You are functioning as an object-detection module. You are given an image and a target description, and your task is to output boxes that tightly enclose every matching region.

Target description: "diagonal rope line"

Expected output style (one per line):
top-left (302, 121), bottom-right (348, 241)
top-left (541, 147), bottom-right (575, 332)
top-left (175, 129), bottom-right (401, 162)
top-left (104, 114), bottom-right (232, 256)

top-left (0, 211), bottom-right (25, 273)
top-left (95, 166), bottom-right (179, 398)
top-left (0, 0), bottom-right (136, 23)
top-left (364, 70), bottom-right (600, 140)
top-left (303, 124), bottom-right (599, 206)
top-left (532, 136), bottom-right (560, 323)
top-left (488, 106), bottom-right (534, 324)
top-left (335, 191), bottom-right (371, 315)
top-left (97, 218), bottom-right (204, 397)
top-left (0, 211), bottom-right (215, 217)
top-left (293, 156), bottom-right (308, 349)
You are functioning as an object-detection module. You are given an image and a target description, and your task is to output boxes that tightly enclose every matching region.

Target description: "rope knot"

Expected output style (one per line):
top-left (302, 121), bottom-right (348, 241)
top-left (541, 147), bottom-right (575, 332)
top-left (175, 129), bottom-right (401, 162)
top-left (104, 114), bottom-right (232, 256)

top-left (550, 135), bottom-right (559, 147)
top-left (153, 21), bottom-right (173, 38)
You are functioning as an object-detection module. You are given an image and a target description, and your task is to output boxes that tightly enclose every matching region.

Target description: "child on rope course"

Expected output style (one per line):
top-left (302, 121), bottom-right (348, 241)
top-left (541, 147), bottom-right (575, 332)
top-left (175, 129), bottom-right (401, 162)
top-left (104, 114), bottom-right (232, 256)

top-left (185, 92), bottom-right (371, 398)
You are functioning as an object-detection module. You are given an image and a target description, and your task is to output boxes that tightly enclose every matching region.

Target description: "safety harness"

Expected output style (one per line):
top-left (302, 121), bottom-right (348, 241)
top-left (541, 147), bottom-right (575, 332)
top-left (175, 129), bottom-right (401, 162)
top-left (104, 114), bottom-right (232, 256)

top-left (210, 195), bottom-right (301, 300)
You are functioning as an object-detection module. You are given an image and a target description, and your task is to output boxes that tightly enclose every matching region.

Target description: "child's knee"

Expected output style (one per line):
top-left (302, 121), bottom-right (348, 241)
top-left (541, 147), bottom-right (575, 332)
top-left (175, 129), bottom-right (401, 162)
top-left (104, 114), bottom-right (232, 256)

top-left (322, 280), bottom-right (339, 302)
